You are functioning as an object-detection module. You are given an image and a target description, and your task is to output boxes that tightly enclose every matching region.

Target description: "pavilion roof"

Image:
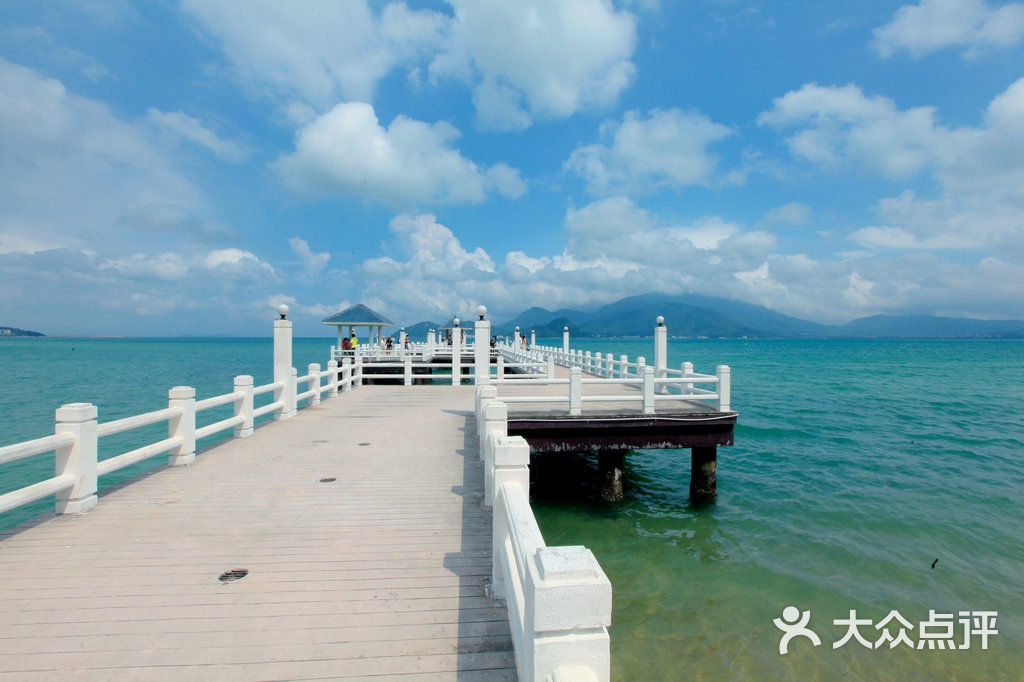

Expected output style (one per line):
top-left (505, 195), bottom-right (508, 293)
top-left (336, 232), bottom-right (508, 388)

top-left (322, 303), bottom-right (393, 326)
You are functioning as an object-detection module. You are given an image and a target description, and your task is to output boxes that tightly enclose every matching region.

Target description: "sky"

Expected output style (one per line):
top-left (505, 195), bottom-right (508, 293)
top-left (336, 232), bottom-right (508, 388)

top-left (1, 0), bottom-right (1023, 336)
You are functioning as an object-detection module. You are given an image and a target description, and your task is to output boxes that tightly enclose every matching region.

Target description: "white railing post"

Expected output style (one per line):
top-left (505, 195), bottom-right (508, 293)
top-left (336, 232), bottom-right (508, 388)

top-left (327, 360), bottom-right (339, 397)
top-left (490, 436), bottom-right (530, 601)
top-left (496, 353), bottom-right (505, 382)
top-left (475, 386), bottom-right (499, 455)
top-left (643, 366), bottom-right (656, 415)
top-left (530, 329), bottom-right (536, 349)
top-left (308, 363), bottom-right (321, 406)
top-left (547, 356), bottom-right (555, 379)
top-left (562, 326), bottom-right (569, 354)
top-left (603, 353), bottom-right (613, 378)
top-left (404, 355), bottom-right (413, 386)
top-left (530, 547), bottom-right (613, 682)
top-left (354, 356), bottom-right (363, 387)
top-left (682, 362), bottom-right (693, 396)
top-left (273, 316), bottom-right (295, 420)
top-left (234, 375), bottom-right (254, 437)
top-left (482, 402), bottom-right (509, 505)
top-left (341, 358), bottom-right (352, 391)
top-left (167, 386), bottom-right (196, 466)
top-left (620, 354), bottom-right (629, 378)
top-left (475, 308), bottom-right (491, 385)
top-left (654, 315), bottom-right (667, 393)
top-left (637, 355), bottom-right (646, 376)
top-left (54, 403), bottom-right (98, 514)
top-left (569, 366), bottom-right (582, 416)
top-left (451, 324), bottom-right (462, 385)
top-left (717, 365), bottom-right (731, 411)
top-left (584, 351), bottom-right (591, 374)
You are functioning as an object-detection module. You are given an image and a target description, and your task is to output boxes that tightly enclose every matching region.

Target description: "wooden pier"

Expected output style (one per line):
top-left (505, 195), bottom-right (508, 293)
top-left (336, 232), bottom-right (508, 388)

top-left (0, 308), bottom-right (735, 680)
top-left (0, 386), bottom-right (516, 680)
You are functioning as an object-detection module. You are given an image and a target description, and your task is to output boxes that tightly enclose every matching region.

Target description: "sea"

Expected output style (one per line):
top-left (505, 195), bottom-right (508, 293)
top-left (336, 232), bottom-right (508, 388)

top-left (1, 336), bottom-right (1022, 681)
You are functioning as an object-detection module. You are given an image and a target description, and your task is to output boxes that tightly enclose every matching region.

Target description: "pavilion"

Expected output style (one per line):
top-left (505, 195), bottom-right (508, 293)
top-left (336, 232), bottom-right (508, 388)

top-left (322, 303), bottom-right (393, 348)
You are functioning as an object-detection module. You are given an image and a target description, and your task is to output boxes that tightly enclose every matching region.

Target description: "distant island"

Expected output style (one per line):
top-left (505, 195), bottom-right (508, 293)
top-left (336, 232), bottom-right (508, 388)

top-left (393, 292), bottom-right (1024, 340)
top-left (0, 327), bottom-right (44, 337)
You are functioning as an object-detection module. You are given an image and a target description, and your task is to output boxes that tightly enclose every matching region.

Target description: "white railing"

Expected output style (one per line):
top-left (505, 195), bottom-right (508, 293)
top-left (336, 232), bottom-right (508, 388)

top-left (475, 386), bottom-right (612, 681)
top-left (0, 352), bottom-right (364, 518)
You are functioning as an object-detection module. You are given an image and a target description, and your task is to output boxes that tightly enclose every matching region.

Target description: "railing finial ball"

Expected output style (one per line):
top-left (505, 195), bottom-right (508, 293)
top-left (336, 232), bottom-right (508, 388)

top-left (477, 305), bottom-right (487, 320)
top-left (277, 304), bottom-right (290, 319)
top-left (656, 315), bottom-right (664, 326)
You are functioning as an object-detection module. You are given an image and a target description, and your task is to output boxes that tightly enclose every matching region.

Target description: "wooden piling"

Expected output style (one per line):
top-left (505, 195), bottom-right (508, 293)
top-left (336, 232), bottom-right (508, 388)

top-left (690, 446), bottom-right (717, 502)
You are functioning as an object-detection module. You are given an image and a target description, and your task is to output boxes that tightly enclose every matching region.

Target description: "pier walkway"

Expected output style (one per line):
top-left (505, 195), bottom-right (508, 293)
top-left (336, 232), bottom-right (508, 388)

top-left (0, 385), bottom-right (516, 680)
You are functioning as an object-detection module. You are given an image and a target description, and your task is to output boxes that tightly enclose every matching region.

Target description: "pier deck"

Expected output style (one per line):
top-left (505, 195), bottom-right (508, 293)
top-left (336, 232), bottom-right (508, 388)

top-left (0, 386), bottom-right (515, 681)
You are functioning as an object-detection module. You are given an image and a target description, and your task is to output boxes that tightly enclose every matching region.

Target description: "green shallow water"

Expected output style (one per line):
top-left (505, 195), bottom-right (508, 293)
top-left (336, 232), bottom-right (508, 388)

top-left (530, 338), bottom-right (1024, 681)
top-left (1, 336), bottom-right (1022, 680)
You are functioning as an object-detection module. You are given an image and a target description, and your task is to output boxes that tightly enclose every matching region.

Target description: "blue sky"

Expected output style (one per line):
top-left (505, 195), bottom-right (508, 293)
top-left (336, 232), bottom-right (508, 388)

top-left (1, 0), bottom-right (1023, 336)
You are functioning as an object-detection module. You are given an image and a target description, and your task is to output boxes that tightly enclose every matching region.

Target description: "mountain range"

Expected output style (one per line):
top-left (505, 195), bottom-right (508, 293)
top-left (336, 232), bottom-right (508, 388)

top-left (395, 293), bottom-right (1024, 340)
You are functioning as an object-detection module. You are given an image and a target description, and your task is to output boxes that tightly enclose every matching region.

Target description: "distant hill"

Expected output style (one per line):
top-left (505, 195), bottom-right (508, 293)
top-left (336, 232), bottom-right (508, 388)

top-left (0, 327), bottom-right (44, 337)
top-left (838, 314), bottom-right (1024, 338)
top-left (488, 293), bottom-right (1024, 339)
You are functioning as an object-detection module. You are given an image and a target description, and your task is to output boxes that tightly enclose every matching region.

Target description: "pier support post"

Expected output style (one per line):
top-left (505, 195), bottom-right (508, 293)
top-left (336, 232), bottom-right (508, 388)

top-left (167, 386), bottom-right (196, 466)
top-left (562, 326), bottom-right (569, 354)
top-left (475, 307), bottom-right (491, 385)
top-left (233, 375), bottom-right (254, 438)
top-left (690, 447), bottom-right (717, 502)
top-left (598, 450), bottom-right (625, 502)
top-left (273, 317), bottom-right (296, 420)
top-left (54, 403), bottom-right (98, 514)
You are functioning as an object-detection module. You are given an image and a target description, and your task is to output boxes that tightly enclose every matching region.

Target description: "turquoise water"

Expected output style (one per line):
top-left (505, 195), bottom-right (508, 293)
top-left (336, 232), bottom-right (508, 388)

top-left (1, 337), bottom-right (1022, 679)
top-left (530, 338), bottom-right (1024, 680)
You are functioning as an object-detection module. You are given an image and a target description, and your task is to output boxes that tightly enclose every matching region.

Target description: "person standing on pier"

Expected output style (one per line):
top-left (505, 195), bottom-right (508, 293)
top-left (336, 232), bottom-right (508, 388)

top-left (350, 333), bottom-right (359, 352)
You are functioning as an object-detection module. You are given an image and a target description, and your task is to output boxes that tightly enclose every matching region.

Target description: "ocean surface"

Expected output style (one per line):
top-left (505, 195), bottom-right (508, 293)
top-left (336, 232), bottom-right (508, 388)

top-left (1, 336), bottom-right (1022, 680)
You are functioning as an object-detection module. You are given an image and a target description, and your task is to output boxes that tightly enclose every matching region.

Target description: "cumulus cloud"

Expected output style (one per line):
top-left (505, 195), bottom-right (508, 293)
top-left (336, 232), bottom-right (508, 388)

top-left (761, 77), bottom-right (1024, 254)
top-left (758, 83), bottom-right (943, 179)
top-left (566, 109), bottom-right (736, 194)
top-left (288, 236), bottom-right (331, 282)
top-left (430, 0), bottom-right (637, 130)
top-left (274, 101), bottom-right (526, 206)
top-left (873, 0), bottom-right (1024, 58)
top-left (146, 108), bottom-right (250, 162)
top-left (0, 58), bottom-right (218, 255)
top-left (181, 0), bottom-right (447, 107)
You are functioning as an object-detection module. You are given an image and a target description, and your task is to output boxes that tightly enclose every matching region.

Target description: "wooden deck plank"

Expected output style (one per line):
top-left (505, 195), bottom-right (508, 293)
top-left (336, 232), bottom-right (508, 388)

top-left (0, 385), bottom-right (515, 679)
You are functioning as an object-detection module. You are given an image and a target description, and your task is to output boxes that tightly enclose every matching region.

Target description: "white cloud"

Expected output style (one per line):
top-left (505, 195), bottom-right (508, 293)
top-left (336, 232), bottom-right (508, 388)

top-left (0, 58), bottom-right (217, 255)
top-left (761, 78), bottom-right (1024, 255)
top-left (288, 237), bottom-right (331, 282)
top-left (181, 0), bottom-right (447, 107)
top-left (273, 101), bottom-right (525, 206)
top-left (765, 202), bottom-right (813, 226)
top-left (430, 0), bottom-right (637, 130)
top-left (758, 83), bottom-right (942, 179)
top-left (873, 0), bottom-right (1024, 58)
top-left (146, 108), bottom-right (250, 162)
top-left (566, 109), bottom-right (735, 194)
